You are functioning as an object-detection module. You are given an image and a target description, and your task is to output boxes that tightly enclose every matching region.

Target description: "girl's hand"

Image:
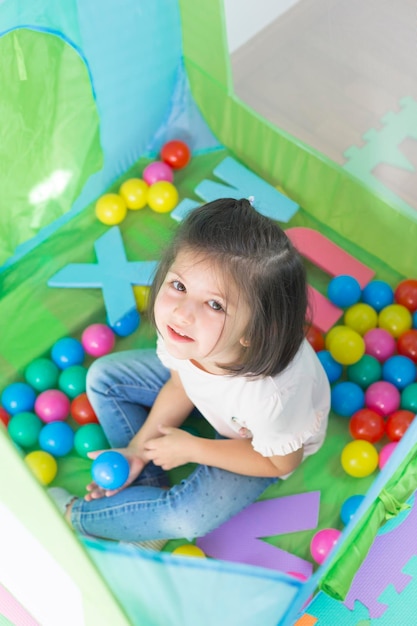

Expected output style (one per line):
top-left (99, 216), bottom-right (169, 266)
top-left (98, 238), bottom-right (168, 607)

top-left (144, 425), bottom-right (195, 470)
top-left (84, 448), bottom-right (147, 500)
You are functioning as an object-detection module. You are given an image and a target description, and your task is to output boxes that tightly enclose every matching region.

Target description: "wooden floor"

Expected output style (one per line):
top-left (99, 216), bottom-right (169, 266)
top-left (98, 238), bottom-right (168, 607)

top-left (231, 0), bottom-right (417, 211)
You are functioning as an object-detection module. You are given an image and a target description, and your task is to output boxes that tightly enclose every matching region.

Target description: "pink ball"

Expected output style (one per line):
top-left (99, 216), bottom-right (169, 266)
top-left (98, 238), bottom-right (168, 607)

top-left (82, 324), bottom-right (115, 357)
top-left (310, 528), bottom-right (341, 565)
top-left (364, 328), bottom-right (396, 362)
top-left (35, 389), bottom-right (70, 422)
top-left (365, 381), bottom-right (400, 416)
top-left (379, 441), bottom-right (398, 469)
top-left (143, 161), bottom-right (174, 185)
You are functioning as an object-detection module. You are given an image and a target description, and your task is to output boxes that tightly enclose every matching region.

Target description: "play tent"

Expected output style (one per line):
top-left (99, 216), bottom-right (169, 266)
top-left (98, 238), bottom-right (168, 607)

top-left (1, 0), bottom-right (417, 624)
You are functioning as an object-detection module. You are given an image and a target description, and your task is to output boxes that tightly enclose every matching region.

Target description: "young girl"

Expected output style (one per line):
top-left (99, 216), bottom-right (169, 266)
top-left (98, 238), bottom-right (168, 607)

top-left (50, 198), bottom-right (330, 544)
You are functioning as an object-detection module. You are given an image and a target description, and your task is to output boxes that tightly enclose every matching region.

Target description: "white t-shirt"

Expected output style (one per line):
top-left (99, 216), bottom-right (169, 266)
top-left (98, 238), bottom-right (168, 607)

top-left (157, 337), bottom-right (330, 462)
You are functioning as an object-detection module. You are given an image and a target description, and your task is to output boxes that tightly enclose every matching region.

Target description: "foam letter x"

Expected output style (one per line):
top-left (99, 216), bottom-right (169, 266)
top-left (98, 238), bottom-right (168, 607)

top-left (48, 226), bottom-right (158, 326)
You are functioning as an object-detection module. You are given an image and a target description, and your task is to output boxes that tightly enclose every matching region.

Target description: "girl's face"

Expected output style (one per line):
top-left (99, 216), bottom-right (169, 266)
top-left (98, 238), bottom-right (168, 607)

top-left (154, 249), bottom-right (250, 374)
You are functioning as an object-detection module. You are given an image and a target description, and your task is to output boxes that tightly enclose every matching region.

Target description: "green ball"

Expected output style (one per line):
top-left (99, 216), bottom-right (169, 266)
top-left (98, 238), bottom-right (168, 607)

top-left (25, 358), bottom-right (59, 392)
top-left (74, 423), bottom-right (109, 458)
top-left (401, 382), bottom-right (417, 412)
top-left (8, 412), bottom-right (43, 448)
top-left (58, 365), bottom-right (88, 399)
top-left (347, 354), bottom-right (382, 389)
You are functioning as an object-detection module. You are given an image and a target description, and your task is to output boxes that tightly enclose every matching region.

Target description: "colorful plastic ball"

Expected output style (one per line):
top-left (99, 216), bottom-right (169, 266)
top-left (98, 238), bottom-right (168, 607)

top-left (0, 407), bottom-right (10, 427)
top-left (394, 279), bottom-right (417, 312)
top-left (51, 337), bottom-right (85, 370)
top-left (400, 382), bottom-right (417, 413)
top-left (331, 381), bottom-right (365, 417)
top-left (382, 355), bottom-right (417, 390)
top-left (317, 350), bottom-right (343, 383)
top-left (25, 450), bottom-right (57, 485)
top-left (349, 408), bottom-right (385, 443)
top-left (39, 421), bottom-right (74, 457)
top-left (160, 140), bottom-right (191, 169)
top-left (95, 193), bottom-right (127, 225)
top-left (328, 326), bottom-right (365, 366)
top-left (70, 393), bottom-right (98, 425)
top-left (362, 280), bottom-right (394, 312)
top-left (340, 495), bottom-right (365, 525)
top-left (172, 544), bottom-right (206, 558)
top-left (118, 178), bottom-right (148, 210)
top-left (363, 328), bottom-right (396, 362)
top-left (413, 311), bottom-right (417, 329)
top-left (365, 381), bottom-right (400, 417)
top-left (344, 303), bottom-right (378, 336)
top-left (81, 324), bottom-right (115, 357)
top-left (305, 325), bottom-right (325, 352)
top-left (133, 285), bottom-right (150, 312)
top-left (310, 528), bottom-right (341, 565)
top-left (143, 161), bottom-right (174, 185)
top-left (378, 304), bottom-right (412, 338)
top-left (397, 329), bottom-right (417, 363)
top-left (346, 354), bottom-right (382, 389)
top-left (1, 382), bottom-right (36, 415)
top-left (385, 409), bottom-right (415, 441)
top-left (147, 181), bottom-right (179, 213)
top-left (324, 326), bottom-right (345, 350)
top-left (379, 442), bottom-right (398, 470)
top-left (108, 309), bottom-right (141, 337)
top-left (341, 440), bottom-right (379, 477)
top-left (58, 365), bottom-right (88, 399)
top-left (74, 423), bottom-right (109, 458)
top-left (327, 275), bottom-right (361, 308)
top-left (25, 358), bottom-right (60, 392)
top-left (34, 389), bottom-right (70, 423)
top-left (92, 451), bottom-right (130, 489)
top-left (8, 412), bottom-right (43, 448)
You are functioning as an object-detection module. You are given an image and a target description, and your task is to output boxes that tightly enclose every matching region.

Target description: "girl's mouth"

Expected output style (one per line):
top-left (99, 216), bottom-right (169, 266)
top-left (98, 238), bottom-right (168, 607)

top-left (167, 326), bottom-right (194, 342)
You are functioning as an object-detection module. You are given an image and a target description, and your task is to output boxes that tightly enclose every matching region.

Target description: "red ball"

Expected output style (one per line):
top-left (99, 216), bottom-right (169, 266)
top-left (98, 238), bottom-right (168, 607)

top-left (397, 329), bottom-right (417, 363)
top-left (0, 406), bottom-right (10, 427)
top-left (385, 409), bottom-right (414, 441)
top-left (305, 325), bottom-right (325, 352)
top-left (395, 279), bottom-right (417, 311)
top-left (70, 393), bottom-right (98, 425)
top-left (160, 140), bottom-right (191, 169)
top-left (349, 408), bottom-right (385, 443)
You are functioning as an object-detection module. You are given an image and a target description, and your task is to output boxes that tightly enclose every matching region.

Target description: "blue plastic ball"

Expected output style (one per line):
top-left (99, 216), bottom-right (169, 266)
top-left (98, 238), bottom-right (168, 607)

top-left (331, 381), bottom-right (365, 417)
top-left (39, 421), bottom-right (74, 457)
top-left (51, 337), bottom-right (85, 370)
top-left (362, 280), bottom-right (394, 312)
top-left (92, 451), bottom-right (130, 489)
top-left (340, 494), bottom-right (365, 525)
top-left (1, 382), bottom-right (37, 415)
top-left (413, 311), bottom-right (417, 329)
top-left (328, 275), bottom-right (361, 308)
top-left (382, 355), bottom-right (417, 390)
top-left (317, 350), bottom-right (343, 383)
top-left (108, 309), bottom-right (141, 337)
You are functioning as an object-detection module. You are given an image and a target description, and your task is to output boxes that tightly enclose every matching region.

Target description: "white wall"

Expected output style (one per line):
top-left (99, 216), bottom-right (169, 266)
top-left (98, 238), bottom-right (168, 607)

top-left (224, 0), bottom-right (300, 52)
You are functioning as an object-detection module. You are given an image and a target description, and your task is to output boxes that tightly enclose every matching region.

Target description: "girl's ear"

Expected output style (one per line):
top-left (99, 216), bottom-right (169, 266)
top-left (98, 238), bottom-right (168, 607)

top-left (239, 337), bottom-right (250, 348)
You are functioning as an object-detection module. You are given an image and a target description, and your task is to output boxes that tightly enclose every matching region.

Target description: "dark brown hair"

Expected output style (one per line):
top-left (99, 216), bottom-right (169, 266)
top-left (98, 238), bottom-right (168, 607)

top-left (148, 198), bottom-right (308, 377)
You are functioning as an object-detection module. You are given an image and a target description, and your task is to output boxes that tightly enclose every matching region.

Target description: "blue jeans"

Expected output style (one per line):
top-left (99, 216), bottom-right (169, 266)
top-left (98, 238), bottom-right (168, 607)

top-left (70, 349), bottom-right (276, 542)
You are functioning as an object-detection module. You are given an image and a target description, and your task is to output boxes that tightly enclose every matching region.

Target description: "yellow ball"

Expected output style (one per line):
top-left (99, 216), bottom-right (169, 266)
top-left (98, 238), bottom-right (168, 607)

top-left (341, 440), bottom-right (378, 477)
top-left (324, 326), bottom-right (345, 350)
top-left (172, 544), bottom-right (206, 558)
top-left (147, 181), bottom-right (179, 213)
top-left (344, 303), bottom-right (378, 336)
top-left (25, 450), bottom-right (58, 485)
top-left (119, 178), bottom-right (149, 210)
top-left (329, 326), bottom-right (365, 365)
top-left (95, 193), bottom-right (127, 225)
top-left (378, 304), bottom-right (412, 338)
top-left (133, 285), bottom-right (150, 312)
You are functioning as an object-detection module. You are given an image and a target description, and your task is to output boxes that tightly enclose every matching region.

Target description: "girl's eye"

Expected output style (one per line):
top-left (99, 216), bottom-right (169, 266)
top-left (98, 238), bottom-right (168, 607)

top-left (208, 300), bottom-right (224, 312)
top-left (172, 280), bottom-right (186, 292)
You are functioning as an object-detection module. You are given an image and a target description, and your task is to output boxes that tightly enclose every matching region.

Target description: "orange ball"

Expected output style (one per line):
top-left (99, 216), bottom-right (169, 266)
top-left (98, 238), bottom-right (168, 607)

top-left (160, 140), bottom-right (191, 169)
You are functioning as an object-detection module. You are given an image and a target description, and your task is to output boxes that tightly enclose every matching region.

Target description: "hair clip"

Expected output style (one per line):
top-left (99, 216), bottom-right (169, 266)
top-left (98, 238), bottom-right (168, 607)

top-left (247, 196), bottom-right (255, 206)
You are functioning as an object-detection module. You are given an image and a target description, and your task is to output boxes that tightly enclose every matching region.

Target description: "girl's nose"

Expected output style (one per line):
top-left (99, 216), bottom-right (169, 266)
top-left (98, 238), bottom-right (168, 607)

top-left (173, 300), bottom-right (195, 324)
